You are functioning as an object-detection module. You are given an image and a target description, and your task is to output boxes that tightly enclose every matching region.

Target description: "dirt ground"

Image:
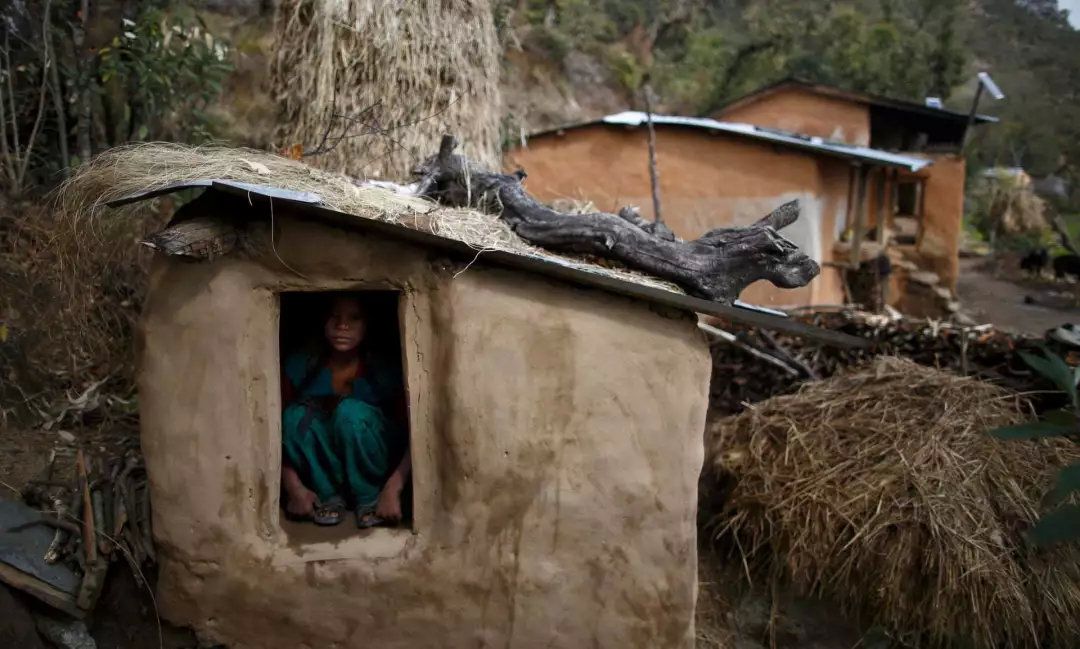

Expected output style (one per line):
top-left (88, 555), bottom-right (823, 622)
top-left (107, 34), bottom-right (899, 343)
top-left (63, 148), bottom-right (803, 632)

top-left (0, 429), bottom-right (56, 499)
top-left (956, 256), bottom-right (1079, 336)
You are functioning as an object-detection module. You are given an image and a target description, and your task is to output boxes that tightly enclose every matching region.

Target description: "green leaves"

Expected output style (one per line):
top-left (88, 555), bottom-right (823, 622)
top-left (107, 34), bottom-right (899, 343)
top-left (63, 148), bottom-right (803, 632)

top-left (991, 349), bottom-right (1080, 441)
top-left (1048, 464), bottom-right (1080, 503)
top-left (991, 409), bottom-right (1078, 440)
top-left (1029, 504), bottom-right (1080, 547)
top-left (987, 348), bottom-right (1079, 547)
top-left (991, 420), bottom-right (1077, 440)
top-left (1018, 349), bottom-right (1079, 409)
top-left (95, 8), bottom-right (232, 145)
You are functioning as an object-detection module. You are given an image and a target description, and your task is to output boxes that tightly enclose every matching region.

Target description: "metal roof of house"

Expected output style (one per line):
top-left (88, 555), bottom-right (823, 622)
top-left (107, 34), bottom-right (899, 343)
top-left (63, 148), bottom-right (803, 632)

top-left (109, 180), bottom-right (867, 348)
top-left (715, 78), bottom-right (1000, 125)
top-left (527, 111), bottom-right (932, 172)
top-left (602, 111), bottom-right (932, 171)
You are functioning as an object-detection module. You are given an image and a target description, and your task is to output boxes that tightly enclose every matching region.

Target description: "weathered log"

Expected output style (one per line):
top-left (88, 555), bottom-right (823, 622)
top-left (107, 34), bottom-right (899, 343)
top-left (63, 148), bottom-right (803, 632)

top-left (414, 135), bottom-right (819, 303)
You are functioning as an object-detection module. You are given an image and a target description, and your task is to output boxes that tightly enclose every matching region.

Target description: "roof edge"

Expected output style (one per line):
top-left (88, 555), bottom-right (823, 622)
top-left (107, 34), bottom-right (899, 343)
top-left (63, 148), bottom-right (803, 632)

top-left (110, 182), bottom-right (870, 348)
top-left (521, 111), bottom-right (932, 172)
top-left (715, 78), bottom-right (998, 124)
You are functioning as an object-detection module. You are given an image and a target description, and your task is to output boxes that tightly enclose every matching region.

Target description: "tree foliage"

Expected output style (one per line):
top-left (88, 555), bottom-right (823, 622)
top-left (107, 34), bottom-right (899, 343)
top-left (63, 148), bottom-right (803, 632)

top-left (0, 0), bottom-right (231, 196)
top-left (963, 0), bottom-right (1080, 206)
top-left (514, 0), bottom-right (968, 114)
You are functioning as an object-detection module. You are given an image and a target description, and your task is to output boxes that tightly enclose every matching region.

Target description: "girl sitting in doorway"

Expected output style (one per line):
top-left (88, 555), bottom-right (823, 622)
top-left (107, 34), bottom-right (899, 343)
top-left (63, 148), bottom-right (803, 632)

top-left (280, 294), bottom-right (409, 527)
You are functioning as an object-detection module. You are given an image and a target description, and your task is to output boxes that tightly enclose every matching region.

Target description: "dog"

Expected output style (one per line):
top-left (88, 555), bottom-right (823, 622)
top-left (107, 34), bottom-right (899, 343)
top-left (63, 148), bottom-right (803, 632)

top-left (1020, 248), bottom-right (1049, 276)
top-left (1053, 253), bottom-right (1080, 281)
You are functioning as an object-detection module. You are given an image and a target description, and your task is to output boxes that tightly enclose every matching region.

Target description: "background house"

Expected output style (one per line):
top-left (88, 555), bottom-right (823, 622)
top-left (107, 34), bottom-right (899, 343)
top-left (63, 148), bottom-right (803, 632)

top-left (716, 80), bottom-right (997, 297)
top-left (505, 81), bottom-right (995, 311)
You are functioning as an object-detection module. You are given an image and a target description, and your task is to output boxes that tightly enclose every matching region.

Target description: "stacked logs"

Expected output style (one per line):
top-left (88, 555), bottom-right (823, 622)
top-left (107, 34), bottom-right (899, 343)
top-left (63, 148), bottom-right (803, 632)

top-left (18, 442), bottom-right (153, 612)
top-left (708, 310), bottom-right (1070, 417)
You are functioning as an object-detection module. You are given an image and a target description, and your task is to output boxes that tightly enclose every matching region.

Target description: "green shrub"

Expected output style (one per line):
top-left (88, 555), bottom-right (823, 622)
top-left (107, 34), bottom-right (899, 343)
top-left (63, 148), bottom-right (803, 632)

top-left (990, 349), bottom-right (1080, 546)
top-left (98, 9), bottom-right (233, 143)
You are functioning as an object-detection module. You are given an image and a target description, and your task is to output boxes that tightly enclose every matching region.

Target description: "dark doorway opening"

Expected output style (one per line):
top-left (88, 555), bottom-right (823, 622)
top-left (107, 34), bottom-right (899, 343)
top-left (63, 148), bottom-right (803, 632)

top-left (277, 291), bottom-right (411, 542)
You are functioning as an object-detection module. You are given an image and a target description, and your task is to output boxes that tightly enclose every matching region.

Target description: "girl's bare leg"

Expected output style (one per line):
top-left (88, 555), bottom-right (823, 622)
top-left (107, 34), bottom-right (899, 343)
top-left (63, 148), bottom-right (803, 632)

top-left (282, 464), bottom-right (317, 517)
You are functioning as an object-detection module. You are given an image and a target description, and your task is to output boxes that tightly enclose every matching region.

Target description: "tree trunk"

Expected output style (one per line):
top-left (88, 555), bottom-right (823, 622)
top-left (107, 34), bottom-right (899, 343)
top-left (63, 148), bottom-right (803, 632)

top-left (415, 136), bottom-right (820, 304)
top-left (47, 15), bottom-right (70, 174)
top-left (72, 0), bottom-right (93, 163)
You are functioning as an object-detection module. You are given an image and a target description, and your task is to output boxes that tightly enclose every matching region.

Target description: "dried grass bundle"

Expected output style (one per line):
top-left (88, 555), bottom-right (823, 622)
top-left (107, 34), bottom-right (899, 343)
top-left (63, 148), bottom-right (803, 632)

top-left (57, 143), bottom-right (681, 291)
top-left (57, 142), bottom-right (431, 219)
top-left (269, 0), bottom-right (502, 180)
top-left (705, 357), bottom-right (1080, 648)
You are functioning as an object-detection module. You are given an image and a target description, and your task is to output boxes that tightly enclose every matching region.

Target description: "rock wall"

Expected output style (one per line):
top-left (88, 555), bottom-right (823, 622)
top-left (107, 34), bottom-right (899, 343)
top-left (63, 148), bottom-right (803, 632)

top-left (136, 208), bottom-right (710, 648)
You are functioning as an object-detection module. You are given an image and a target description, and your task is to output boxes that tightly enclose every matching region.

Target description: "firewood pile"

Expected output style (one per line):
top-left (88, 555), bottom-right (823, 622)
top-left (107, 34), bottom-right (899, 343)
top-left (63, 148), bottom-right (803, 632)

top-left (708, 309), bottom-right (1075, 417)
top-left (12, 440), bottom-right (154, 614)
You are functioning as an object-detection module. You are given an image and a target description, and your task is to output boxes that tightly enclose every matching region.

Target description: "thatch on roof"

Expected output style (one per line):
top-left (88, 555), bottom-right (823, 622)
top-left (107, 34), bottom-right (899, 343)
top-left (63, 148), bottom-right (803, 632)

top-left (704, 357), bottom-right (1080, 648)
top-left (269, 0), bottom-right (502, 180)
top-left (57, 143), bottom-right (682, 292)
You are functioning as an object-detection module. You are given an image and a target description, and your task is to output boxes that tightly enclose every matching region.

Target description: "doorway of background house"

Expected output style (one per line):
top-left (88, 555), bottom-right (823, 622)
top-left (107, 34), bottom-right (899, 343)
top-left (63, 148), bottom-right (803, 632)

top-left (278, 291), bottom-right (411, 542)
top-left (893, 178), bottom-right (925, 245)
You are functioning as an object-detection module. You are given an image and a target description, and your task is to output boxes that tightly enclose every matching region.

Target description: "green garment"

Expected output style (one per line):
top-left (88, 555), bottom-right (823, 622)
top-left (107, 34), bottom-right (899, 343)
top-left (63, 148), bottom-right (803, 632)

top-left (282, 397), bottom-right (399, 506)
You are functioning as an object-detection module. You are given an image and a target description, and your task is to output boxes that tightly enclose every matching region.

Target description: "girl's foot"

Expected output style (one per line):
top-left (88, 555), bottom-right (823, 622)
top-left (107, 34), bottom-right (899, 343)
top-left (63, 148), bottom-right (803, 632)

top-left (285, 483), bottom-right (317, 518)
top-left (355, 503), bottom-right (387, 529)
top-left (312, 496), bottom-right (345, 526)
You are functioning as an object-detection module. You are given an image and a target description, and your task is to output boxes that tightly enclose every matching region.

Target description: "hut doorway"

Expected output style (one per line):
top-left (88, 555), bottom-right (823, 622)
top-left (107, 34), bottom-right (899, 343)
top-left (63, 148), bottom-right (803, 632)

top-left (277, 290), bottom-right (412, 543)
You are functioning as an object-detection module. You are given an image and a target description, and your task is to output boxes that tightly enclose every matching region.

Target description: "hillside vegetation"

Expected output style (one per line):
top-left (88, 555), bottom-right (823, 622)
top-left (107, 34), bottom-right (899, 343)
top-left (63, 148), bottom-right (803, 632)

top-left (500, 0), bottom-right (1080, 209)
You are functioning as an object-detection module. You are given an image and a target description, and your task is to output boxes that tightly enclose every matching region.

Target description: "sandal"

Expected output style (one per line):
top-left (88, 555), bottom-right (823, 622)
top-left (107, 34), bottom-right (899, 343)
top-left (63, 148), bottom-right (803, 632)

top-left (355, 503), bottom-right (387, 529)
top-left (312, 496), bottom-right (345, 526)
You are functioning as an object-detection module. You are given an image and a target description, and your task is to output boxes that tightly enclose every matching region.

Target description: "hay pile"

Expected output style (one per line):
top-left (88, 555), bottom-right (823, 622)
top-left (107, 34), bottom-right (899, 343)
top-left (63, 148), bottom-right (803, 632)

top-left (705, 357), bottom-right (1080, 648)
top-left (270, 0), bottom-right (502, 180)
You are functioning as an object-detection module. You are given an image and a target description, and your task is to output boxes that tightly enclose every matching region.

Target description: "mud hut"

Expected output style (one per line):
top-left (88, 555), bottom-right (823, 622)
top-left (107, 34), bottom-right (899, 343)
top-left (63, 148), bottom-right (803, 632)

top-left (127, 189), bottom-right (706, 647)
top-left (59, 141), bottom-right (856, 648)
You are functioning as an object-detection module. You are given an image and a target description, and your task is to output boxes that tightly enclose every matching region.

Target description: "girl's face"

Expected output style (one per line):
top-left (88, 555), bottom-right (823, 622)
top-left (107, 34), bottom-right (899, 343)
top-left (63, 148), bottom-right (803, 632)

top-left (325, 297), bottom-right (366, 353)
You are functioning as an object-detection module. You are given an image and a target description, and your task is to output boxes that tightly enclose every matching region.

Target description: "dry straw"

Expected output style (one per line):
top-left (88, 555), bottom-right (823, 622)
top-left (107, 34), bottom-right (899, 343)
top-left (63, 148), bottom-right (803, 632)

top-left (705, 357), bottom-right (1080, 648)
top-left (269, 0), bottom-right (502, 180)
top-left (57, 143), bottom-right (681, 291)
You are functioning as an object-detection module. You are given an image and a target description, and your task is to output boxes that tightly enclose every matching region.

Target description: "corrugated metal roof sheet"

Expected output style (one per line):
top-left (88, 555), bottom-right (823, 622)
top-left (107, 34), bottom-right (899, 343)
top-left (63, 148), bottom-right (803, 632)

top-left (600, 111), bottom-right (932, 172)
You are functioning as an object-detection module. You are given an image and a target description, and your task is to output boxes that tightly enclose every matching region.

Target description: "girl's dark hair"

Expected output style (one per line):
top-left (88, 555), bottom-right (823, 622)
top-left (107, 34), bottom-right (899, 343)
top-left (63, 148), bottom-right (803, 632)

top-left (326, 292), bottom-right (366, 316)
top-left (295, 293), bottom-right (368, 396)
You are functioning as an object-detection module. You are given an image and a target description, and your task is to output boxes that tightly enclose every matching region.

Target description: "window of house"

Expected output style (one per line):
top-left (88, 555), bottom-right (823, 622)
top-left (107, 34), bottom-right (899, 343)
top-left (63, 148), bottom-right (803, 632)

top-left (277, 291), bottom-right (411, 542)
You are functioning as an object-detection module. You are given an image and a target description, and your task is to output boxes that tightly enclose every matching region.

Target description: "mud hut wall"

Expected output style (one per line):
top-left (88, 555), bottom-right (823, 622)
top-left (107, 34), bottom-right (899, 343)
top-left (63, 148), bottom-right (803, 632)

top-left (716, 85), bottom-right (872, 146)
top-left (136, 215), bottom-right (710, 649)
top-left (505, 125), bottom-right (849, 308)
top-left (914, 154), bottom-right (965, 291)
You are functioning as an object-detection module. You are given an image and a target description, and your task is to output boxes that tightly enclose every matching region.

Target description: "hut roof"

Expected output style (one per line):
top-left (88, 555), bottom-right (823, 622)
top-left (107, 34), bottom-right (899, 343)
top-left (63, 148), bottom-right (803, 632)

top-left (63, 144), bottom-right (864, 347)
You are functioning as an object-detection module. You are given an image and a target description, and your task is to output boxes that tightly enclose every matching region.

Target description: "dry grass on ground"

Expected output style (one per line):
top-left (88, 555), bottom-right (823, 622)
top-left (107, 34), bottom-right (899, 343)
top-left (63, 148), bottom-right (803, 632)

top-left (704, 357), bottom-right (1080, 648)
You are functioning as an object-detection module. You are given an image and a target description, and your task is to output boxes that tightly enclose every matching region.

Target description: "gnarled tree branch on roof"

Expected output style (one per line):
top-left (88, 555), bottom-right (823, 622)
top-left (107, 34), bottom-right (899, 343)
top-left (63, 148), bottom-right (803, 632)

top-left (414, 135), bottom-right (820, 303)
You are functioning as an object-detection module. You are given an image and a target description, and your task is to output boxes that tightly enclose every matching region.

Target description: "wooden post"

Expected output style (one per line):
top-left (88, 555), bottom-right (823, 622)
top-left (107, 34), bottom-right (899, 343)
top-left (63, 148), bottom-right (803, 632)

top-left (875, 169), bottom-right (887, 246)
top-left (849, 165), bottom-right (869, 268)
top-left (643, 83), bottom-right (663, 224)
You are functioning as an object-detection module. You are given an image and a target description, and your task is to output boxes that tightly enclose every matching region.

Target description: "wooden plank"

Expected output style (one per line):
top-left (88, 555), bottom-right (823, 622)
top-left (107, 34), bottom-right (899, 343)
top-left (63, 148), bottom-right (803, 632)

top-left (0, 562), bottom-right (83, 618)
